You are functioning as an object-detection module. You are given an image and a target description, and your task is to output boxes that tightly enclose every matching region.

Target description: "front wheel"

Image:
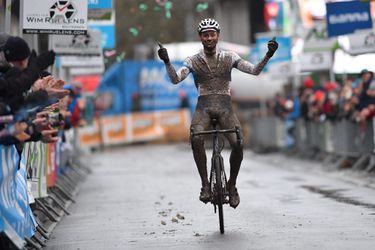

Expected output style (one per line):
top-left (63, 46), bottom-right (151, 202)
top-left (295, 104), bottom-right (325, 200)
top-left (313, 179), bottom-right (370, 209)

top-left (214, 155), bottom-right (224, 234)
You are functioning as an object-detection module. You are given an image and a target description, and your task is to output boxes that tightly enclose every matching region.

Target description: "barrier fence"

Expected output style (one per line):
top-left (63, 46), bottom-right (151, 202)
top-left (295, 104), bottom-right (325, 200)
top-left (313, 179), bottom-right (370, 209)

top-left (0, 130), bottom-right (90, 249)
top-left (78, 109), bottom-right (191, 148)
top-left (0, 108), bottom-right (190, 249)
top-left (250, 117), bottom-right (375, 171)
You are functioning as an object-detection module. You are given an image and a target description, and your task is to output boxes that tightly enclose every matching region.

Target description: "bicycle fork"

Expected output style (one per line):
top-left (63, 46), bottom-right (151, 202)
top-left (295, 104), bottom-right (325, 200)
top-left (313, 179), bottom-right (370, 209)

top-left (210, 154), bottom-right (228, 213)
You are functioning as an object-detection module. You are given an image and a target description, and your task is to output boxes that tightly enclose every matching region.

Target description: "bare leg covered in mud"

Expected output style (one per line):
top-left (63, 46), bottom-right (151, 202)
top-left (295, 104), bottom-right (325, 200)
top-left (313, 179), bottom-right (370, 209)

top-left (190, 94), bottom-right (243, 208)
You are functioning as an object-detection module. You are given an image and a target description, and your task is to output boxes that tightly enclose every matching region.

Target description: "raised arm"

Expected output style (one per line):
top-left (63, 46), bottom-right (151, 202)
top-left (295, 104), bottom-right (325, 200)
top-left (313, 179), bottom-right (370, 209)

top-left (157, 43), bottom-right (191, 84)
top-left (165, 62), bottom-right (191, 84)
top-left (234, 54), bottom-right (271, 75)
top-left (233, 37), bottom-right (278, 75)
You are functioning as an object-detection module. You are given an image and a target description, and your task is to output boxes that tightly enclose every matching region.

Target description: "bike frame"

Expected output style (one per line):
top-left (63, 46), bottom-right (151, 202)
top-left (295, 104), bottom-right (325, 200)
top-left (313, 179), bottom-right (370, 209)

top-left (191, 121), bottom-right (242, 234)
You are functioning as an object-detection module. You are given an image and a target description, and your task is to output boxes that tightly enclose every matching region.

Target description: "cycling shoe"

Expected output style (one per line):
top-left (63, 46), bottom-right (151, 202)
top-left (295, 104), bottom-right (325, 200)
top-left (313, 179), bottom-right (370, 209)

top-left (228, 186), bottom-right (240, 208)
top-left (199, 185), bottom-right (211, 203)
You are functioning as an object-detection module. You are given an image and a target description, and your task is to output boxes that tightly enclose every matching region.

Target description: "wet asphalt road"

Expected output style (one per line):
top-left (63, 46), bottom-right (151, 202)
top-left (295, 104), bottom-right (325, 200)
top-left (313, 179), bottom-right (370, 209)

top-left (46, 144), bottom-right (375, 250)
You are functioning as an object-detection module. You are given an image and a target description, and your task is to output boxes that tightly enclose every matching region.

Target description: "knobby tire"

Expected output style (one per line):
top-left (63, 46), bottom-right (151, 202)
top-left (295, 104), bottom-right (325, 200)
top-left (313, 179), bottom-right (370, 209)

top-left (214, 155), bottom-right (224, 234)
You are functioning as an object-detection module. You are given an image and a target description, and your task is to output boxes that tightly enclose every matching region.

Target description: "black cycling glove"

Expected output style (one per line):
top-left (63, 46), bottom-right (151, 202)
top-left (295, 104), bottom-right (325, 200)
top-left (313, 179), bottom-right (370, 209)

top-left (266, 38), bottom-right (279, 58)
top-left (158, 48), bottom-right (170, 64)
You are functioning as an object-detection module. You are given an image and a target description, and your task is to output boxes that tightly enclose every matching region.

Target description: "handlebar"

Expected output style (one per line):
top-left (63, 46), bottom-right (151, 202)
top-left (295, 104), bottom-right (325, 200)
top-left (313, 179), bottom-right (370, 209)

top-left (191, 126), bottom-right (243, 146)
top-left (191, 128), bottom-right (237, 136)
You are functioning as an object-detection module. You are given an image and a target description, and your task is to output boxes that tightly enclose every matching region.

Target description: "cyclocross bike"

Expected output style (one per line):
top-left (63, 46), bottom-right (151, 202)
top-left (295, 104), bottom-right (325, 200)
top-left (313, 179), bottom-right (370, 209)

top-left (191, 118), bottom-right (242, 234)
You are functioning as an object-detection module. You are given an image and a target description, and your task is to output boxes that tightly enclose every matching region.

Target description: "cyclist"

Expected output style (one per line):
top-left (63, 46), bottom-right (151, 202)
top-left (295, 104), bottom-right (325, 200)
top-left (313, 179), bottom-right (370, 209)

top-left (158, 18), bottom-right (278, 208)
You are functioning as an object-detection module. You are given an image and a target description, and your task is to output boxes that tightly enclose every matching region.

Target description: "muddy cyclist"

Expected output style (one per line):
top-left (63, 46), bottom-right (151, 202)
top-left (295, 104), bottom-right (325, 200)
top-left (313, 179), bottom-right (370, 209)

top-left (158, 18), bottom-right (278, 208)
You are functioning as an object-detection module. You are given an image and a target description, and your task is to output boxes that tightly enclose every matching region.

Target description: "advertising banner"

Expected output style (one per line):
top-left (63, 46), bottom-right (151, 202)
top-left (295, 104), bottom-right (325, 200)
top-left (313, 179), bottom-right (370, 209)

top-left (88, 0), bottom-right (113, 9)
top-left (300, 51), bottom-right (332, 72)
top-left (0, 145), bottom-right (31, 249)
top-left (326, 1), bottom-right (372, 37)
top-left (60, 53), bottom-right (104, 67)
top-left (268, 61), bottom-right (297, 78)
top-left (129, 112), bottom-right (164, 142)
top-left (138, 61), bottom-right (197, 112)
top-left (51, 30), bottom-right (102, 56)
top-left (69, 66), bottom-right (105, 76)
top-left (100, 115), bottom-right (128, 145)
top-left (23, 0), bottom-right (88, 35)
top-left (23, 142), bottom-right (48, 199)
top-left (46, 143), bottom-right (57, 188)
top-left (156, 109), bottom-right (191, 142)
top-left (78, 119), bottom-right (102, 147)
top-left (89, 23), bottom-right (116, 49)
top-left (81, 110), bottom-right (191, 147)
top-left (347, 29), bottom-right (375, 55)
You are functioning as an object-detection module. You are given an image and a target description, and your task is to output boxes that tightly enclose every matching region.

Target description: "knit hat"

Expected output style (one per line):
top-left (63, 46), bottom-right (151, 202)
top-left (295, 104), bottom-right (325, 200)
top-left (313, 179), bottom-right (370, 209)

top-left (3, 36), bottom-right (31, 62)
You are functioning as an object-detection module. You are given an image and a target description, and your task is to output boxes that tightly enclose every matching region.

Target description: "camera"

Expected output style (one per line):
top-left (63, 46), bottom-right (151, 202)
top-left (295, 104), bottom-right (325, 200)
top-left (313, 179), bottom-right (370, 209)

top-left (47, 111), bottom-right (63, 129)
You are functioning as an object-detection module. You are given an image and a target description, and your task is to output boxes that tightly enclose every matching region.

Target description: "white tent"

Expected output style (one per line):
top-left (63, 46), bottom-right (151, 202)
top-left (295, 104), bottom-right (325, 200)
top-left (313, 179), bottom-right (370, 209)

top-left (333, 49), bottom-right (375, 74)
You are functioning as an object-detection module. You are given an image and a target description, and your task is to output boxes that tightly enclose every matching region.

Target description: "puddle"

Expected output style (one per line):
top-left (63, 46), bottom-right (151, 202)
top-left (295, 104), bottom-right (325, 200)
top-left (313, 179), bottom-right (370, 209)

top-left (277, 194), bottom-right (301, 204)
top-left (245, 180), bottom-right (262, 188)
top-left (283, 176), bottom-right (305, 182)
top-left (302, 185), bottom-right (375, 211)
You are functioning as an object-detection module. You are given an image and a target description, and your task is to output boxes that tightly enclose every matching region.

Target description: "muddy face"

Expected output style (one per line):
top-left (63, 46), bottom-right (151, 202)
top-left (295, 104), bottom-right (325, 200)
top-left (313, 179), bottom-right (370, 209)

top-left (199, 31), bottom-right (219, 52)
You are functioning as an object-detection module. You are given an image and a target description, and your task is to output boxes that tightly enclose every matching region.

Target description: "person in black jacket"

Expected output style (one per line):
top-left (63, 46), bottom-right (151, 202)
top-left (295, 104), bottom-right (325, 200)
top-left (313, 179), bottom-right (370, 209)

top-left (0, 36), bottom-right (56, 102)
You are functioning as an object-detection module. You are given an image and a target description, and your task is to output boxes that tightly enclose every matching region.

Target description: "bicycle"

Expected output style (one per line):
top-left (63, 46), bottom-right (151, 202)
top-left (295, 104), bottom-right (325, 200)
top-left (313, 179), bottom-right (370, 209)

top-left (191, 118), bottom-right (242, 234)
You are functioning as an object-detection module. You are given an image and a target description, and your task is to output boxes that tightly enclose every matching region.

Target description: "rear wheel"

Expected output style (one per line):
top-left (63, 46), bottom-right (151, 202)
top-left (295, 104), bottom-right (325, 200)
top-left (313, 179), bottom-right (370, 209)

top-left (214, 155), bottom-right (224, 234)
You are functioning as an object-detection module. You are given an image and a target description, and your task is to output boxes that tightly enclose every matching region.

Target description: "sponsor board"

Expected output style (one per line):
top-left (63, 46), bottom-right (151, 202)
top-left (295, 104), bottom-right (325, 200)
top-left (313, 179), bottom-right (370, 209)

top-left (347, 29), bottom-right (375, 55)
top-left (60, 53), bottom-right (104, 67)
top-left (79, 110), bottom-right (191, 147)
top-left (23, 0), bottom-right (88, 35)
top-left (300, 51), bottom-right (332, 72)
top-left (326, 1), bottom-right (372, 37)
top-left (100, 115), bottom-right (128, 145)
top-left (268, 61), bottom-right (296, 77)
top-left (88, 23), bottom-right (116, 49)
top-left (88, 0), bottom-right (113, 9)
top-left (51, 30), bottom-right (102, 56)
top-left (78, 119), bottom-right (102, 147)
top-left (69, 66), bottom-right (105, 76)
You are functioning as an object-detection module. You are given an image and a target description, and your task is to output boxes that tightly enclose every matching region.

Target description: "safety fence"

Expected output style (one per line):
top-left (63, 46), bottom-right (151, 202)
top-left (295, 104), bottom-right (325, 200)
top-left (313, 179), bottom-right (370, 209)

top-left (0, 130), bottom-right (90, 250)
top-left (78, 109), bottom-right (191, 148)
top-left (250, 117), bottom-right (375, 172)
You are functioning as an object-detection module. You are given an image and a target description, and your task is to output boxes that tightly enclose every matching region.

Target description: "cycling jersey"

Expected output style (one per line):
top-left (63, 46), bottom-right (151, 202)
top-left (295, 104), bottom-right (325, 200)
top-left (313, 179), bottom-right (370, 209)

top-left (165, 50), bottom-right (271, 96)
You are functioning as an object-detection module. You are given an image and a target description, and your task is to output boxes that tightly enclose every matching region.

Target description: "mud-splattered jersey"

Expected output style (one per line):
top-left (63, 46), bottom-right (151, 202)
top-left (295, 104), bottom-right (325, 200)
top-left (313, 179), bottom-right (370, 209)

top-left (165, 50), bottom-right (270, 96)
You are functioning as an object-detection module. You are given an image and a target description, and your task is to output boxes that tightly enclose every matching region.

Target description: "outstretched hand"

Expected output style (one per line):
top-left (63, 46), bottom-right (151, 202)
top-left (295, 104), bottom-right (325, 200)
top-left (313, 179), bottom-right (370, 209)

top-left (267, 37), bottom-right (279, 58)
top-left (157, 42), bottom-right (170, 64)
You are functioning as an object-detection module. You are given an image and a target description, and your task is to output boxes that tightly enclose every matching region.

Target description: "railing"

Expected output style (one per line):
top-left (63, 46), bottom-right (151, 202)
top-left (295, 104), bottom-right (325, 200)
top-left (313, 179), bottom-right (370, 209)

top-left (249, 117), bottom-right (375, 172)
top-left (0, 129), bottom-right (90, 249)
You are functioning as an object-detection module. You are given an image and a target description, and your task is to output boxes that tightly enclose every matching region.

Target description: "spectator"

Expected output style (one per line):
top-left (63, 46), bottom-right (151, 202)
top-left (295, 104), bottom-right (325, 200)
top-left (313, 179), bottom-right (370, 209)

top-left (0, 33), bottom-right (10, 68)
top-left (0, 36), bottom-right (56, 103)
top-left (356, 69), bottom-right (375, 111)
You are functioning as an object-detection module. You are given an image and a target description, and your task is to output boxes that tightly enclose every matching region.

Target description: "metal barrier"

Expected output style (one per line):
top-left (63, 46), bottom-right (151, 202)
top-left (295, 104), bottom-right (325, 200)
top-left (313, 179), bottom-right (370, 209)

top-left (250, 116), bottom-right (375, 171)
top-left (250, 117), bottom-right (285, 150)
top-left (0, 130), bottom-right (90, 249)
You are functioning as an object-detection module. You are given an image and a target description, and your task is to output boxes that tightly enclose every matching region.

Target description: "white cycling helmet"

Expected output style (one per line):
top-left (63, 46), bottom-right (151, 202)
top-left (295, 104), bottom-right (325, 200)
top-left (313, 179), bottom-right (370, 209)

top-left (197, 18), bottom-right (220, 33)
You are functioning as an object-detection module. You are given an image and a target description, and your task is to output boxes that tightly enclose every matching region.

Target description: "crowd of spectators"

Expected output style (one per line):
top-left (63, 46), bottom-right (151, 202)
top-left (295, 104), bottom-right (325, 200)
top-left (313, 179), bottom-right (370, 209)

top-left (0, 33), bottom-right (88, 152)
top-left (268, 69), bottom-right (375, 124)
